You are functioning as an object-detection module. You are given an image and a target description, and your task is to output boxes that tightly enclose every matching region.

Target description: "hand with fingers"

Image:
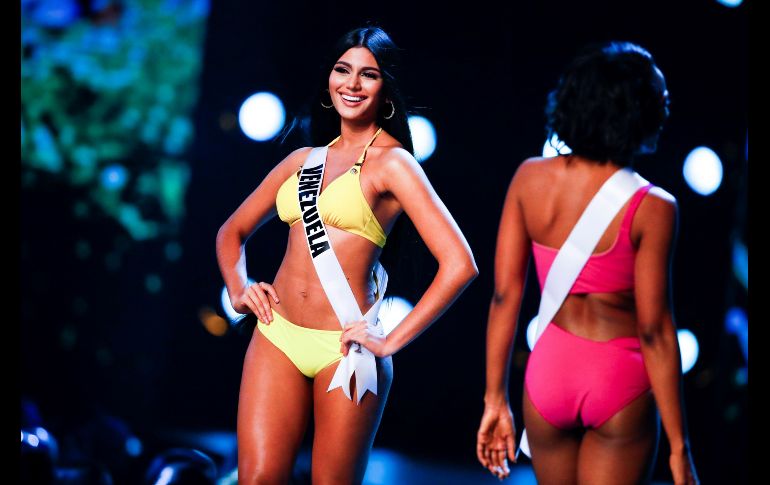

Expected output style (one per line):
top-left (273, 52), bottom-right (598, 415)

top-left (477, 402), bottom-right (517, 480)
top-left (232, 281), bottom-right (280, 324)
top-left (340, 320), bottom-right (389, 358)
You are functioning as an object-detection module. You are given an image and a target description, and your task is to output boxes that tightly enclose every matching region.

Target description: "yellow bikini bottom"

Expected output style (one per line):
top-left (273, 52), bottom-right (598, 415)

top-left (257, 309), bottom-right (343, 378)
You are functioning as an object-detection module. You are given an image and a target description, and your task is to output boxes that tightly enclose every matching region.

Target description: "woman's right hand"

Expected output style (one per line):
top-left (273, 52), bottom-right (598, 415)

top-left (670, 447), bottom-right (699, 485)
top-left (477, 402), bottom-right (517, 479)
top-left (232, 282), bottom-right (280, 324)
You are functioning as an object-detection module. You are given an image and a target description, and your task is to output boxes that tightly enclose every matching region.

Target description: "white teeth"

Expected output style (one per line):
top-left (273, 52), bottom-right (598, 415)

top-left (341, 94), bottom-right (364, 102)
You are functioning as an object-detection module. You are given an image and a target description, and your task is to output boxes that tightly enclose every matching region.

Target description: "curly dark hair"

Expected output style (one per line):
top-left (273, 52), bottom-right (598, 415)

top-left (545, 41), bottom-right (670, 166)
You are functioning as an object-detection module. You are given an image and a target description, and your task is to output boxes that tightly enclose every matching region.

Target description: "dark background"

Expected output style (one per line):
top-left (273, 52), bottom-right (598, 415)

top-left (21, 0), bottom-right (749, 482)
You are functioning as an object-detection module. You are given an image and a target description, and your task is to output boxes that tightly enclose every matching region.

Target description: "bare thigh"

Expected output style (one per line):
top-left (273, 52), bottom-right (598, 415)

top-left (310, 357), bottom-right (394, 485)
top-left (523, 388), bottom-right (582, 485)
top-left (237, 328), bottom-right (313, 484)
top-left (577, 391), bottom-right (659, 485)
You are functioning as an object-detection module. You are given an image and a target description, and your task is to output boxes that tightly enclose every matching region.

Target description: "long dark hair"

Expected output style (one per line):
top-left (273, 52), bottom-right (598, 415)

top-left (310, 26), bottom-right (414, 154)
top-left (545, 41), bottom-right (670, 166)
top-left (282, 26), bottom-right (427, 298)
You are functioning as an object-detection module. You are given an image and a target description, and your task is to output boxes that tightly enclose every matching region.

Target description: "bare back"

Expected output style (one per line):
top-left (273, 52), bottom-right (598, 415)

top-left (514, 155), bottom-right (668, 341)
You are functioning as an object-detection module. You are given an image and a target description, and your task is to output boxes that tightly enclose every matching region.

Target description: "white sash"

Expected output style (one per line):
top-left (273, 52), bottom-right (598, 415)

top-left (298, 146), bottom-right (388, 404)
top-left (519, 168), bottom-right (648, 458)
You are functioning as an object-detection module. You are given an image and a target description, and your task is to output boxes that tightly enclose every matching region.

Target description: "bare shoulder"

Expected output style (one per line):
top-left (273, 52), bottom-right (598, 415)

top-left (513, 156), bottom-right (552, 178)
top-left (381, 146), bottom-right (420, 174)
top-left (647, 185), bottom-right (677, 206)
top-left (640, 185), bottom-right (678, 215)
top-left (263, 146), bottom-right (311, 182)
top-left (279, 146), bottom-right (313, 170)
top-left (635, 183), bottom-right (678, 233)
top-left (509, 156), bottom-right (556, 193)
top-left (363, 131), bottom-right (420, 176)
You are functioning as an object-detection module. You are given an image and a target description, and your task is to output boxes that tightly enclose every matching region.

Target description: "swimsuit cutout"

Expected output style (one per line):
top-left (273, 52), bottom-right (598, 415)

top-left (525, 183), bottom-right (655, 430)
top-left (531, 185), bottom-right (653, 294)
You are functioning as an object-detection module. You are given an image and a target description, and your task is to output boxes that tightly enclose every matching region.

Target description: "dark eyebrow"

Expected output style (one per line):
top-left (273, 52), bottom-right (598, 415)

top-left (334, 61), bottom-right (381, 73)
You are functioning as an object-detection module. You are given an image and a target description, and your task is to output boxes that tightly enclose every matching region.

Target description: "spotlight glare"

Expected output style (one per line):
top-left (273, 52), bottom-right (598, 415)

top-left (683, 146), bottom-right (723, 196)
top-left (716, 0), bottom-right (742, 7)
top-left (125, 436), bottom-right (143, 457)
top-left (725, 306), bottom-right (748, 362)
top-left (379, 297), bottom-right (413, 335)
top-left (526, 315), bottom-right (539, 350)
top-left (407, 116), bottom-right (437, 162)
top-left (156, 466), bottom-right (175, 485)
top-left (238, 92), bottom-right (285, 141)
top-left (34, 427), bottom-right (49, 441)
top-left (542, 134), bottom-right (572, 157)
top-left (221, 282), bottom-right (255, 321)
top-left (725, 306), bottom-right (748, 335)
top-left (100, 164), bottom-right (128, 191)
top-left (677, 329), bottom-right (699, 374)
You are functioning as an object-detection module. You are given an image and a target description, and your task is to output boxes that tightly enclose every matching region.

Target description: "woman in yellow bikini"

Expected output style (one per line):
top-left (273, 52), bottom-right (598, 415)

top-left (216, 26), bottom-right (477, 484)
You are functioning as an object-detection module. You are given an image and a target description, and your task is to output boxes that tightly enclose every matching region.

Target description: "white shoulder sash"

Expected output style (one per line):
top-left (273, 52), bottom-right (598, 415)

top-left (298, 146), bottom-right (388, 404)
top-left (519, 167), bottom-right (648, 458)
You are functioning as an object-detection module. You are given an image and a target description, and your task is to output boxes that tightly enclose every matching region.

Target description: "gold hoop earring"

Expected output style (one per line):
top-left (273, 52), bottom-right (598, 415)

top-left (384, 100), bottom-right (395, 120)
top-left (321, 90), bottom-right (334, 109)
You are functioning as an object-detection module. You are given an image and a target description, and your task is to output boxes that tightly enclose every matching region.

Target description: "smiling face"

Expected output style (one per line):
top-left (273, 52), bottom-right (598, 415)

top-left (328, 47), bottom-right (386, 123)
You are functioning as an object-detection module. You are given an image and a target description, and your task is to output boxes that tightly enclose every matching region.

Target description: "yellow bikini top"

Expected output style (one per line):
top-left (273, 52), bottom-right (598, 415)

top-left (275, 128), bottom-right (387, 248)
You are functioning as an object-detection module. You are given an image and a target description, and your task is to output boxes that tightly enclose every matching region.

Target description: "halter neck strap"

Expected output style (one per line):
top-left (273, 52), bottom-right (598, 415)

top-left (326, 127), bottom-right (384, 164)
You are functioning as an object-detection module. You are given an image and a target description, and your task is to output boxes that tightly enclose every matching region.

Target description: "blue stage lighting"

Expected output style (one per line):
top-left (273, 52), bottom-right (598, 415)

top-left (35, 428), bottom-right (49, 441)
top-left (221, 282), bottom-right (256, 321)
top-left (238, 92), bottom-right (285, 142)
top-left (31, 0), bottom-right (80, 28)
top-left (407, 116), bottom-right (437, 162)
top-left (526, 315), bottom-right (539, 350)
top-left (683, 146), bottom-right (723, 196)
top-left (126, 436), bottom-right (143, 457)
top-left (542, 134), bottom-right (572, 157)
top-left (100, 164), bottom-right (128, 191)
top-left (380, 297), bottom-right (414, 335)
top-left (716, 0), bottom-right (743, 7)
top-left (28, 433), bottom-right (40, 447)
top-left (732, 240), bottom-right (748, 290)
top-left (725, 306), bottom-right (748, 362)
top-left (156, 466), bottom-right (175, 485)
top-left (145, 448), bottom-right (217, 485)
top-left (677, 329), bottom-right (699, 374)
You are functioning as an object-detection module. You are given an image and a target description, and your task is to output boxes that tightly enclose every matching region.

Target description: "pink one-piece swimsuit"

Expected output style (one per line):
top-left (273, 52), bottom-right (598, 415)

top-left (525, 184), bottom-right (653, 429)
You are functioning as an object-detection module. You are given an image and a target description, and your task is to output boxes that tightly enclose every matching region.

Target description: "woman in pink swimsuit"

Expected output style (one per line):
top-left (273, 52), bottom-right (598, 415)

top-left (476, 42), bottom-right (699, 484)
